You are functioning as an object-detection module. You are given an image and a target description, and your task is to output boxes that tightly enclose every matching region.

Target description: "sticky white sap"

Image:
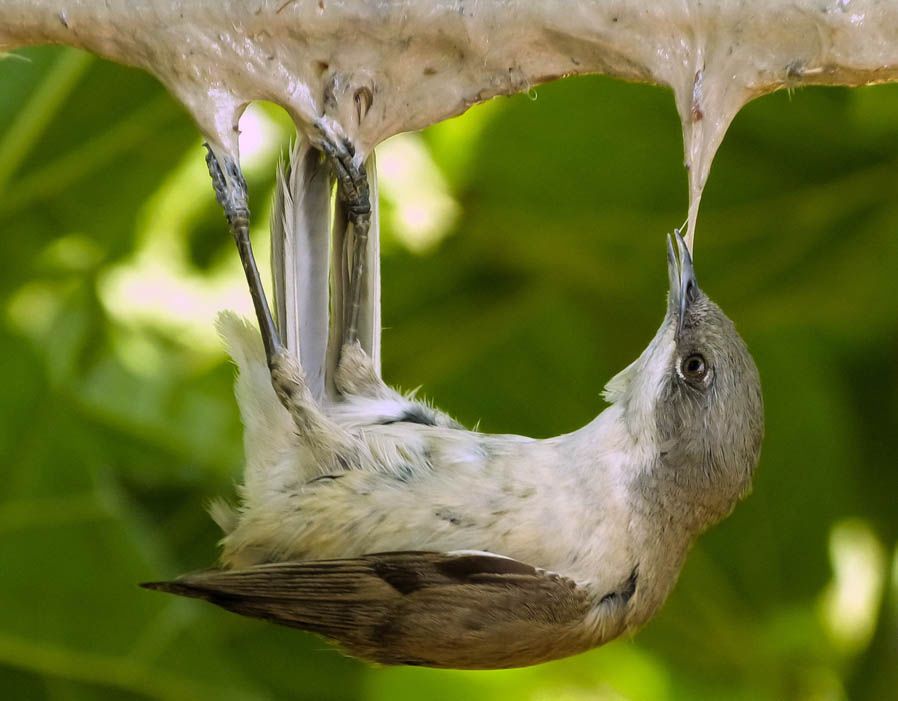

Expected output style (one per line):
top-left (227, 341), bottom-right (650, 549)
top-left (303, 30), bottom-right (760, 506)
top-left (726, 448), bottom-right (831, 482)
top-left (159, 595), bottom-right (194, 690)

top-left (3, 0), bottom-right (898, 249)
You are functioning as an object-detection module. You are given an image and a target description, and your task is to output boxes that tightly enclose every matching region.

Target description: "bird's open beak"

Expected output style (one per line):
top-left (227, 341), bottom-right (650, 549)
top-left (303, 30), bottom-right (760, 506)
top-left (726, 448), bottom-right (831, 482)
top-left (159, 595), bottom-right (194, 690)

top-left (666, 229), bottom-right (698, 336)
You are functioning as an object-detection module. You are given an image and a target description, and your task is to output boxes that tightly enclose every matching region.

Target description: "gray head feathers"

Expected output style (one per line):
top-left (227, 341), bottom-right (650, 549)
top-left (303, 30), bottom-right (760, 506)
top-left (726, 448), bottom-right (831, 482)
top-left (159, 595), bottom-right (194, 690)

top-left (611, 231), bottom-right (764, 528)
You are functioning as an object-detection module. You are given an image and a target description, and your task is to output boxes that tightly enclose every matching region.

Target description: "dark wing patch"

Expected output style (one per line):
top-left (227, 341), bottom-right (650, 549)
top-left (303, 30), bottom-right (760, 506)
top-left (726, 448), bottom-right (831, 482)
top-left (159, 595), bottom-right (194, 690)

top-left (379, 405), bottom-right (439, 426)
top-left (372, 558), bottom-right (425, 595)
top-left (371, 552), bottom-right (536, 594)
top-left (141, 551), bottom-right (599, 668)
top-left (435, 553), bottom-right (538, 580)
top-left (598, 565), bottom-right (638, 605)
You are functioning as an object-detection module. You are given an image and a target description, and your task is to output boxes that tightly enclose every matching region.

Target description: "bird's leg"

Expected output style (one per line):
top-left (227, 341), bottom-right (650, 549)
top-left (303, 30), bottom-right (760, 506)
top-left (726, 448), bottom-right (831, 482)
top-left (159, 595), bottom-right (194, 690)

top-left (319, 136), bottom-right (371, 347)
top-left (320, 136), bottom-right (388, 400)
top-left (205, 145), bottom-right (359, 467)
top-left (267, 348), bottom-right (360, 465)
top-left (204, 144), bottom-right (282, 366)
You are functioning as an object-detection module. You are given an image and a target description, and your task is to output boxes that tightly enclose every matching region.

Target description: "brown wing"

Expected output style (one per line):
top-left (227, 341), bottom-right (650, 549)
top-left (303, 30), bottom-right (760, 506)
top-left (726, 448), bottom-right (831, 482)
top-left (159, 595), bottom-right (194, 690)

top-left (142, 551), bottom-right (599, 669)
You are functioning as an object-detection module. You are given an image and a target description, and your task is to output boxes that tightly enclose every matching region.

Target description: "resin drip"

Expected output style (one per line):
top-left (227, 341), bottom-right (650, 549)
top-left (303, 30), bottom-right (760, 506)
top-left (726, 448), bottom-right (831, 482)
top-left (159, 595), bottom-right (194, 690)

top-left (3, 1), bottom-right (898, 252)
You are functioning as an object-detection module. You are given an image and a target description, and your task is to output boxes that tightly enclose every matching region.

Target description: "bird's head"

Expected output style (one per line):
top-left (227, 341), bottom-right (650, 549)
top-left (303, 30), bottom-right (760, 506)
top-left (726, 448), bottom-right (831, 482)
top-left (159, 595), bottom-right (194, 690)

top-left (603, 231), bottom-right (764, 526)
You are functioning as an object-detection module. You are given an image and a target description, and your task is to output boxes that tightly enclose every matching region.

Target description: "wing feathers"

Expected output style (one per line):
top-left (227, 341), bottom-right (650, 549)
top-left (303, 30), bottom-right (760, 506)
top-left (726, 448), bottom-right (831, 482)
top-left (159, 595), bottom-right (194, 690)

top-left (142, 551), bottom-right (595, 668)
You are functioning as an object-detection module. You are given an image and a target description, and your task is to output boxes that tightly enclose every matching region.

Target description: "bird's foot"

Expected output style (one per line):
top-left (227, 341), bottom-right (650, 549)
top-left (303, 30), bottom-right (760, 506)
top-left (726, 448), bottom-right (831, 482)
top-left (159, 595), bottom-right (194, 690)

top-left (319, 136), bottom-right (370, 227)
top-left (270, 347), bottom-right (362, 467)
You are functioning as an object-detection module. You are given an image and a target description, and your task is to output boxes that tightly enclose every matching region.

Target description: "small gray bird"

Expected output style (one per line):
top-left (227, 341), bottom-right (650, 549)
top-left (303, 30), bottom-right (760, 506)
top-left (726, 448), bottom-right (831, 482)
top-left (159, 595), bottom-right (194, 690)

top-left (145, 146), bottom-right (763, 669)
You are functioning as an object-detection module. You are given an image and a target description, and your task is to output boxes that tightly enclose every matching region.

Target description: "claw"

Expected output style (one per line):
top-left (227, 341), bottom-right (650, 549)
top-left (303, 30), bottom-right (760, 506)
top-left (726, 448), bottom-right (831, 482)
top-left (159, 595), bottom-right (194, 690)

top-left (319, 138), bottom-right (370, 220)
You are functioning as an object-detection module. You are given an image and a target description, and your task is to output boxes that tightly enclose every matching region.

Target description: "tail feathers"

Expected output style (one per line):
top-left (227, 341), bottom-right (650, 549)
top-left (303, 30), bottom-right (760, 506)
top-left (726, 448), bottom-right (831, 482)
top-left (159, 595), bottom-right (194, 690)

top-left (272, 144), bottom-right (383, 401)
top-left (271, 139), bottom-right (333, 401)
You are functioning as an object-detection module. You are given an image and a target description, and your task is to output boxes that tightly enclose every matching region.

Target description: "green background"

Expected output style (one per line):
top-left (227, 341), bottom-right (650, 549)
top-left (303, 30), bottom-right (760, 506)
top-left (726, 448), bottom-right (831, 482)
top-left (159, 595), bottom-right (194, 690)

top-left (1, 45), bottom-right (896, 700)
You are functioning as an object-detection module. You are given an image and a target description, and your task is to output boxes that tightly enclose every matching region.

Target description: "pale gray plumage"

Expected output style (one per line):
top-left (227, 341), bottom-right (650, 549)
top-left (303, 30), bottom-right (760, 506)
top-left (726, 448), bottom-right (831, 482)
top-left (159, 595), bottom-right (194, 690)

top-left (147, 149), bottom-right (764, 669)
top-left (271, 141), bottom-right (332, 400)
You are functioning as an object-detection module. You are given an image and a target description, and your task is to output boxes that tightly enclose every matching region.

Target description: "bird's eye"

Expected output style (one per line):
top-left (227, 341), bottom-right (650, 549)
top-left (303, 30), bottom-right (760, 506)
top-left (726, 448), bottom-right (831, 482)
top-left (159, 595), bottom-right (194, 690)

top-left (681, 353), bottom-right (708, 381)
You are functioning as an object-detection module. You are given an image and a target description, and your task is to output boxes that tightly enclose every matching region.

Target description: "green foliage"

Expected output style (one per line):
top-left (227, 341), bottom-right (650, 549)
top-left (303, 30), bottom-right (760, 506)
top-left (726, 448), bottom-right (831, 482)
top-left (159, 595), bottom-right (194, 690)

top-left (1, 45), bottom-right (896, 700)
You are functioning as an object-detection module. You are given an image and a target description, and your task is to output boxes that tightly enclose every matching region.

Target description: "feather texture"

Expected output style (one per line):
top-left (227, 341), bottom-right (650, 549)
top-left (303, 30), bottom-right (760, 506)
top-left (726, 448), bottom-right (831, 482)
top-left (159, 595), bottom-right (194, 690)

top-left (142, 550), bottom-right (607, 668)
top-left (271, 140), bottom-right (333, 401)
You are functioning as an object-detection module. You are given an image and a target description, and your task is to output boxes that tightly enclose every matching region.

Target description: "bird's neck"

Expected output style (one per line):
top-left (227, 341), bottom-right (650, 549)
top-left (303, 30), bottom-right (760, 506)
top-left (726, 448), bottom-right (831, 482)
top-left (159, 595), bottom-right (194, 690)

top-left (568, 404), bottom-right (738, 538)
top-left (562, 408), bottom-right (706, 627)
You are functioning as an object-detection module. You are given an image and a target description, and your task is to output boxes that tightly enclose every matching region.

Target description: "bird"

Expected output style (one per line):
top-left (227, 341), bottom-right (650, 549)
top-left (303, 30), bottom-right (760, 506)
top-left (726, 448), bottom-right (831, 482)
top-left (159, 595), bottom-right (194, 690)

top-left (144, 143), bottom-right (764, 669)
